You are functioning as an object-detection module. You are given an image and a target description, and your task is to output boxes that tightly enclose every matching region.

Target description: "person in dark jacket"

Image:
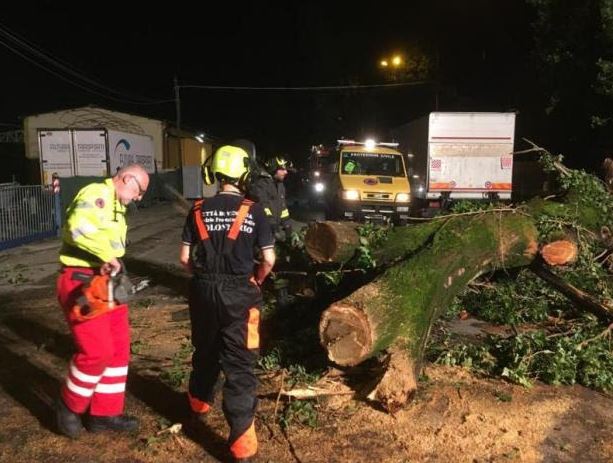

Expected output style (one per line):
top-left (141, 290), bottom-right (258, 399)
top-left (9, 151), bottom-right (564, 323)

top-left (247, 156), bottom-right (292, 241)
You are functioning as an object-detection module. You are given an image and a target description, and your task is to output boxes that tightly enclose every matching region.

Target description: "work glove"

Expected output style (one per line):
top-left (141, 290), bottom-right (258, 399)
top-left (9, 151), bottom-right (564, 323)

top-left (111, 260), bottom-right (134, 304)
top-left (113, 274), bottom-right (135, 304)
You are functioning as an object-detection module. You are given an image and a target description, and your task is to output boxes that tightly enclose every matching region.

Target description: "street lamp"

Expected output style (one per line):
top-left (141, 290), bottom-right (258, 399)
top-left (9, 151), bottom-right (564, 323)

top-left (378, 53), bottom-right (406, 81)
top-left (379, 48), bottom-right (439, 108)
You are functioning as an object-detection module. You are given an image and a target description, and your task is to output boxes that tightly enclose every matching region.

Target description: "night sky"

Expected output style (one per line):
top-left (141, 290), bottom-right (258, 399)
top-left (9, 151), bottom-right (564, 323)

top-left (1, 1), bottom-right (542, 164)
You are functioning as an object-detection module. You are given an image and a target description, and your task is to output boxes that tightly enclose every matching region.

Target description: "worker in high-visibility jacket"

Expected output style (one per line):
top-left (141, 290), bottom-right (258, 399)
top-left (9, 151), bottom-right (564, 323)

top-left (180, 145), bottom-right (275, 463)
top-left (247, 155), bottom-right (292, 241)
top-left (55, 164), bottom-right (149, 439)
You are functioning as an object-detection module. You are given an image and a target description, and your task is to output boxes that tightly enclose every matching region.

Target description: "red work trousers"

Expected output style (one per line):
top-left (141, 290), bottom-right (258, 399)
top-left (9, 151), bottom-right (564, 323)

top-left (57, 267), bottom-right (130, 417)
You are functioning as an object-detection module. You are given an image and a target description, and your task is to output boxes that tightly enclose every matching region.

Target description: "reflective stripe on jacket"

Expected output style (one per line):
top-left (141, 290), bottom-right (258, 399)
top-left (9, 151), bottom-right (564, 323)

top-left (59, 178), bottom-right (127, 267)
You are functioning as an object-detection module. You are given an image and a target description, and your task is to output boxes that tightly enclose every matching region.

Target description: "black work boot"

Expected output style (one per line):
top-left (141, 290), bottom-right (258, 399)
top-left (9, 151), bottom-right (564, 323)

top-left (55, 397), bottom-right (83, 439)
top-left (86, 414), bottom-right (139, 433)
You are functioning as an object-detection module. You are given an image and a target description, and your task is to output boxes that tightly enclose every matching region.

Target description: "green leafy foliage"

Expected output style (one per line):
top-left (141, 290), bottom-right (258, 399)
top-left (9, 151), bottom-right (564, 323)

top-left (458, 270), bottom-right (564, 325)
top-left (449, 200), bottom-right (510, 214)
top-left (352, 222), bottom-right (391, 270)
top-left (260, 359), bottom-right (321, 430)
top-left (285, 364), bottom-right (320, 388)
top-left (160, 340), bottom-right (193, 389)
top-left (279, 399), bottom-right (318, 430)
top-left (258, 347), bottom-right (282, 371)
top-left (318, 270), bottom-right (343, 288)
top-left (431, 323), bottom-right (612, 391)
top-left (357, 222), bottom-right (389, 248)
top-left (130, 339), bottom-right (146, 355)
top-left (525, 0), bottom-right (613, 144)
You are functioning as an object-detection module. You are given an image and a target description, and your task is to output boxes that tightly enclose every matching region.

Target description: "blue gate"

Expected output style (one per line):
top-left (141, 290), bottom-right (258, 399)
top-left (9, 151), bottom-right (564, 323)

top-left (0, 184), bottom-right (58, 251)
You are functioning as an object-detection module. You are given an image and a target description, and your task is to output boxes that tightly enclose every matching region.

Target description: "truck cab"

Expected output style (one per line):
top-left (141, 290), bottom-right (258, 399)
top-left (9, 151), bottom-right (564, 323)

top-left (324, 139), bottom-right (411, 224)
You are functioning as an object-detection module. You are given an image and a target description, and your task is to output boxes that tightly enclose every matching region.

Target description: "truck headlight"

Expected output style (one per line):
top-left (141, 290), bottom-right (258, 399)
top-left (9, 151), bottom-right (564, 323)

top-left (395, 193), bottom-right (410, 202)
top-left (314, 182), bottom-right (325, 193)
top-left (342, 190), bottom-right (359, 200)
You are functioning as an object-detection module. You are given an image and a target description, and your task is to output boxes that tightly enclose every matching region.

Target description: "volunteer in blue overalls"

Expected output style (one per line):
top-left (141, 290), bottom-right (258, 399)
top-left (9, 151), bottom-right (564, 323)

top-left (179, 145), bottom-right (275, 462)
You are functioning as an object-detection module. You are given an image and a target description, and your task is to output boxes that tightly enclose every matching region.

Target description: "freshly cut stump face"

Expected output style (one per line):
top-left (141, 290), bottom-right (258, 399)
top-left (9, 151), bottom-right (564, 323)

top-left (305, 222), bottom-right (338, 262)
top-left (541, 240), bottom-right (578, 266)
top-left (319, 304), bottom-right (372, 366)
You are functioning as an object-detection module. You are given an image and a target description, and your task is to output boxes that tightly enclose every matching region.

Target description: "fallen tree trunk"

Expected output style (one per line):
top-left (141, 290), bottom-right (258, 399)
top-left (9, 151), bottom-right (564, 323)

top-left (304, 219), bottom-right (446, 266)
top-left (319, 212), bottom-right (539, 411)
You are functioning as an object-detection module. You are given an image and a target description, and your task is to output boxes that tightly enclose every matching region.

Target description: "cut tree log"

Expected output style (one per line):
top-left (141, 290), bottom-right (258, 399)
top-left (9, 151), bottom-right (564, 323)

top-left (318, 212), bottom-right (539, 411)
top-left (541, 240), bottom-right (578, 266)
top-left (304, 221), bottom-right (360, 263)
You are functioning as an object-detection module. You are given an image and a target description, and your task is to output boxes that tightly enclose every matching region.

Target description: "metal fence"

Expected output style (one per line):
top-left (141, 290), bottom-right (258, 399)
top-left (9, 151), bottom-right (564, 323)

top-left (0, 184), bottom-right (57, 250)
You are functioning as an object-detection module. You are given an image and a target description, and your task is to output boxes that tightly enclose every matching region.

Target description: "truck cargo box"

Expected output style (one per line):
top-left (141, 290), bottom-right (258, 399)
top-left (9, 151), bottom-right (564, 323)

top-left (393, 112), bottom-right (516, 202)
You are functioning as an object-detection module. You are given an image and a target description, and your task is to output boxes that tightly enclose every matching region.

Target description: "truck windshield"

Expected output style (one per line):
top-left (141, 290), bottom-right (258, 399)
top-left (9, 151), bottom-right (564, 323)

top-left (341, 152), bottom-right (405, 177)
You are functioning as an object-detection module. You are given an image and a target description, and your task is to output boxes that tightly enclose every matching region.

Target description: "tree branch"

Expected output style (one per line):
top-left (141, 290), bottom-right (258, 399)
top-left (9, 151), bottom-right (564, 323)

top-left (530, 257), bottom-right (613, 324)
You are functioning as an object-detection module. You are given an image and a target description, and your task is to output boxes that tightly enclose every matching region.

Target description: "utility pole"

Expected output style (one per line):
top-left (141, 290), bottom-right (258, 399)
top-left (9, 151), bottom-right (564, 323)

top-left (174, 76), bottom-right (181, 131)
top-left (174, 75), bottom-right (184, 195)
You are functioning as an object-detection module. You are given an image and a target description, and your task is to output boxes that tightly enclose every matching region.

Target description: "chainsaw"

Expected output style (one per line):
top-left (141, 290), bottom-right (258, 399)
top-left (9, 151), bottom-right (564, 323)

top-left (70, 272), bottom-right (135, 322)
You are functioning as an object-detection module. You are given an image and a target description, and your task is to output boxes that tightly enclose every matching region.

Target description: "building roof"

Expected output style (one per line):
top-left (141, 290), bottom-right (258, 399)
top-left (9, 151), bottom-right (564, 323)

top-left (24, 104), bottom-right (164, 123)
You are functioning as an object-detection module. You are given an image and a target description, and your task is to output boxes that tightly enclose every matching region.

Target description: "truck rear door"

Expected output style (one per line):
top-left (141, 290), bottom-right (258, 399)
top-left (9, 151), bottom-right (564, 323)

top-left (427, 112), bottom-right (515, 199)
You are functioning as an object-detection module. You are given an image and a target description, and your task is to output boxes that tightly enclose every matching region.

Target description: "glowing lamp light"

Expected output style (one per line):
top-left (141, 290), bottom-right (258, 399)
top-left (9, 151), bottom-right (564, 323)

top-left (364, 139), bottom-right (376, 150)
top-left (343, 190), bottom-right (360, 201)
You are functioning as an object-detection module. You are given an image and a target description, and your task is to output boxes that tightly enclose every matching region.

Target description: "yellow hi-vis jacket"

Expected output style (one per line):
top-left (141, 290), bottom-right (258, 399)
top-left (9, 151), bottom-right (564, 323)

top-left (59, 178), bottom-right (127, 267)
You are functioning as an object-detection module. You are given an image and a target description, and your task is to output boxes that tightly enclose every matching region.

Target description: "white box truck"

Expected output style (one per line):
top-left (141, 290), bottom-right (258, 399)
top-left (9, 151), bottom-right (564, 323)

top-left (393, 112), bottom-right (516, 213)
top-left (38, 128), bottom-right (154, 186)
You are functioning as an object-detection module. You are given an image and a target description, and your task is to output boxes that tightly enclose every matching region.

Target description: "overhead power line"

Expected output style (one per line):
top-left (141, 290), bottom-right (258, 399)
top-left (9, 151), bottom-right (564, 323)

top-left (178, 81), bottom-right (431, 91)
top-left (0, 22), bottom-right (173, 105)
